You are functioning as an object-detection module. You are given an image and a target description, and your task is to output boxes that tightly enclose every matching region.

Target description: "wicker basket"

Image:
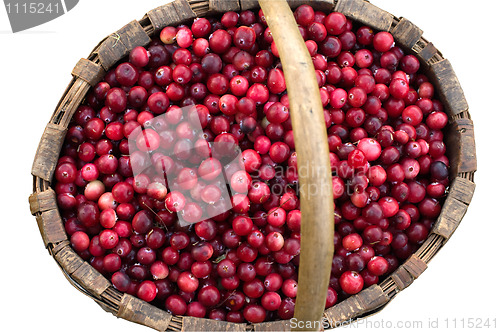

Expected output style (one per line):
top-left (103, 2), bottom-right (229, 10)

top-left (29, 0), bottom-right (476, 331)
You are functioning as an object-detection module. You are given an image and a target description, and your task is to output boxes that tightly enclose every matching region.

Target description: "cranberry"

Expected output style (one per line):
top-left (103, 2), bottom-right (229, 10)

top-left (429, 140), bottom-right (446, 158)
top-left (137, 246), bottom-right (156, 265)
top-left (269, 142), bottom-right (290, 163)
top-left (198, 285), bottom-right (221, 307)
top-left (165, 295), bottom-right (187, 315)
top-left (356, 26), bottom-right (374, 45)
top-left (71, 231), bottom-right (90, 252)
top-left (132, 210), bottom-right (154, 234)
top-left (177, 272), bottom-right (199, 293)
top-left (406, 222), bottom-right (429, 244)
top-left (342, 233), bottom-right (363, 251)
top-left (426, 111), bottom-right (448, 130)
top-left (129, 46), bottom-right (150, 68)
top-left (233, 26), bottom-right (256, 50)
top-left (419, 197), bottom-right (441, 218)
top-left (192, 17), bottom-right (211, 37)
top-left (261, 291), bottom-right (282, 312)
top-left (112, 271), bottom-right (132, 292)
top-left (389, 78), bottom-right (410, 99)
top-left (180, 202), bottom-right (203, 223)
top-left (243, 304), bottom-right (266, 323)
top-left (247, 83), bottom-right (269, 105)
top-left (186, 302), bottom-right (207, 318)
top-left (77, 201), bottom-right (100, 227)
top-left (105, 88), bottom-right (127, 113)
top-left (160, 26), bottom-right (177, 44)
top-left (340, 270), bottom-right (364, 294)
top-left (294, 4), bottom-right (315, 26)
top-left (278, 297), bottom-right (295, 319)
top-left (112, 182), bottom-right (134, 203)
top-left (103, 253), bottom-right (121, 273)
top-left (209, 29), bottom-right (232, 54)
top-left (221, 11), bottom-right (239, 28)
top-left (209, 309), bottom-right (226, 321)
top-left (267, 68), bottom-right (286, 94)
top-left (325, 12), bottom-right (347, 35)
top-left (357, 138), bottom-right (381, 161)
top-left (266, 102), bottom-right (289, 124)
top-left (265, 232), bottom-right (285, 252)
top-left (116, 62), bottom-right (139, 86)
top-left (373, 32), bottom-right (394, 52)
top-left (216, 258), bottom-right (237, 279)
top-left (175, 28), bottom-right (193, 48)
top-left (55, 163), bottom-right (77, 184)
top-left (401, 55), bottom-right (420, 74)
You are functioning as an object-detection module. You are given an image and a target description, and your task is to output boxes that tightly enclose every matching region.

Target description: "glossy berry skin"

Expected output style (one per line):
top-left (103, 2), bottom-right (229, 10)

top-left (105, 88), bottom-right (127, 113)
top-left (340, 271), bottom-right (364, 294)
top-left (165, 191), bottom-right (186, 212)
top-left (217, 259), bottom-right (237, 278)
top-left (177, 272), bottom-right (199, 293)
top-left (137, 280), bottom-right (157, 302)
top-left (71, 231), bottom-right (90, 252)
top-left (367, 256), bottom-right (389, 276)
top-left (243, 304), bottom-right (266, 323)
top-left (342, 233), bottom-right (363, 251)
top-left (294, 4), bottom-right (315, 26)
top-left (357, 138), bottom-right (381, 161)
top-left (210, 30), bottom-right (232, 54)
top-left (233, 26), bottom-right (256, 50)
top-left (55, 163), bottom-right (77, 184)
top-left (165, 295), bottom-right (187, 315)
top-left (198, 285), bottom-right (221, 307)
top-left (373, 32), bottom-right (394, 52)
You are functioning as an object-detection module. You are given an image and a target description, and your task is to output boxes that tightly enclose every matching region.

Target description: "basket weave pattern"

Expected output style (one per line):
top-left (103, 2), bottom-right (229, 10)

top-left (29, 0), bottom-right (476, 331)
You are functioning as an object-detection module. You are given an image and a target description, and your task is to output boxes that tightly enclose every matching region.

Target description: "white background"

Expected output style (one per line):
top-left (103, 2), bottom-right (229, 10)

top-left (1, 1), bottom-right (498, 331)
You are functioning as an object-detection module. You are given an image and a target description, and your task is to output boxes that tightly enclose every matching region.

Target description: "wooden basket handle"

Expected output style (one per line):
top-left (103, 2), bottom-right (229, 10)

top-left (258, 0), bottom-right (335, 330)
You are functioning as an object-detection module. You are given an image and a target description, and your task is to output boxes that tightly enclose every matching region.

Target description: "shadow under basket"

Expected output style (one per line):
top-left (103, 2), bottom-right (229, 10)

top-left (29, 0), bottom-right (476, 331)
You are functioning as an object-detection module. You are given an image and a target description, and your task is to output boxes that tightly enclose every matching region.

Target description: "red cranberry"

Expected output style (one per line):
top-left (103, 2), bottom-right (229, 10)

top-left (192, 17), bottom-right (211, 37)
top-left (294, 4), bottom-right (315, 26)
top-left (177, 272), bottom-right (199, 293)
top-left (233, 26), bottom-right (256, 50)
top-left (116, 62), bottom-right (139, 86)
top-left (209, 29), bottom-right (232, 54)
top-left (342, 233), bottom-right (363, 251)
top-left (71, 231), bottom-right (90, 252)
top-left (198, 285), bottom-right (221, 307)
top-left (325, 12), bottom-right (347, 35)
top-left (243, 304), bottom-right (266, 323)
top-left (356, 26), bottom-right (374, 45)
top-left (165, 295), bottom-right (187, 315)
top-left (112, 182), bottom-right (134, 203)
top-left (55, 163), bottom-right (77, 184)
top-left (105, 88), bottom-right (127, 113)
top-left (339, 270), bottom-right (364, 294)
top-left (267, 68), bottom-right (286, 94)
top-left (373, 32), bottom-right (394, 52)
top-left (357, 138), bottom-right (381, 161)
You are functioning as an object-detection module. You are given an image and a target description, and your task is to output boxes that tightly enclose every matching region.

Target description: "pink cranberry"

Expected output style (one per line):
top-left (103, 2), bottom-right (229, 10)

top-left (357, 138), bottom-right (381, 161)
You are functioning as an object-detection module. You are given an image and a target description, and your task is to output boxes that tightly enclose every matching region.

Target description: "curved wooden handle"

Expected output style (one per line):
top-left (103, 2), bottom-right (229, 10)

top-left (258, 0), bottom-right (335, 330)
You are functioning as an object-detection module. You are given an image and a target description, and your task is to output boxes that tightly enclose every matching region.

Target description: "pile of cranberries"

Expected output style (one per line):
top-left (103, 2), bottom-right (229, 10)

top-left (54, 5), bottom-right (450, 324)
